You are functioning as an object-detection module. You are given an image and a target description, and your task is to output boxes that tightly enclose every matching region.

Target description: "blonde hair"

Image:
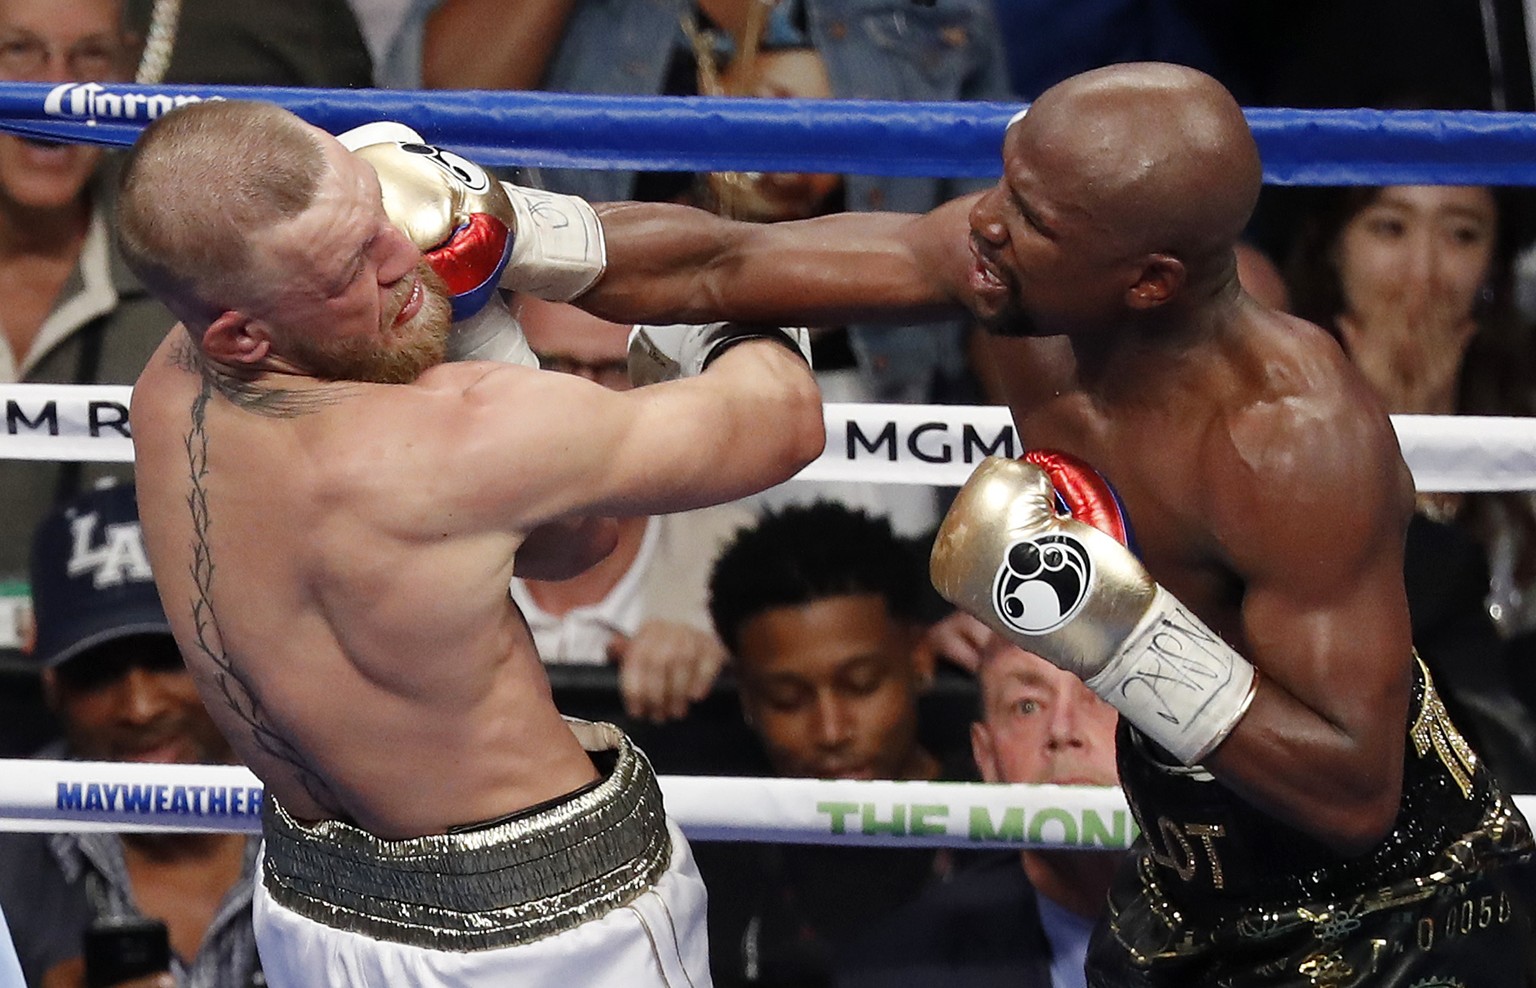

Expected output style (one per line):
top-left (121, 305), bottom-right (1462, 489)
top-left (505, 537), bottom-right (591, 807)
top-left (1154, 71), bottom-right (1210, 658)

top-left (116, 99), bottom-right (325, 325)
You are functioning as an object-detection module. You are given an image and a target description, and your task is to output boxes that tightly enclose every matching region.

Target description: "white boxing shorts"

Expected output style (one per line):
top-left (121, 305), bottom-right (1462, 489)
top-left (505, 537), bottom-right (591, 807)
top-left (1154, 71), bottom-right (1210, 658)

top-left (252, 721), bottom-right (711, 987)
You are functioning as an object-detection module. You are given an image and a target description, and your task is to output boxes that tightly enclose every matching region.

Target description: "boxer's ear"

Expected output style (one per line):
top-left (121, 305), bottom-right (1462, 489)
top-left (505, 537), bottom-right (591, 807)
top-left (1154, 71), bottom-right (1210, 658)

top-left (1125, 254), bottom-right (1185, 310)
top-left (202, 309), bottom-right (272, 366)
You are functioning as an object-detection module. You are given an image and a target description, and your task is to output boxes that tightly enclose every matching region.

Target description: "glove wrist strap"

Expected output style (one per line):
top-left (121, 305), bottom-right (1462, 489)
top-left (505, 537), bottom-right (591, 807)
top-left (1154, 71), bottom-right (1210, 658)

top-left (703, 328), bottom-right (812, 368)
top-left (500, 185), bottom-right (607, 301)
top-left (1086, 585), bottom-right (1257, 765)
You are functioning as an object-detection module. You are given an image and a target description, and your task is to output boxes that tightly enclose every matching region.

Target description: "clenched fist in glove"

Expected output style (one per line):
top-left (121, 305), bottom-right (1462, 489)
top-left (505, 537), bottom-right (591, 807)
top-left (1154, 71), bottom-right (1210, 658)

top-left (931, 452), bottom-right (1257, 765)
top-left (627, 322), bottom-right (813, 387)
top-left (338, 122), bottom-right (606, 304)
top-left (336, 122), bottom-right (535, 367)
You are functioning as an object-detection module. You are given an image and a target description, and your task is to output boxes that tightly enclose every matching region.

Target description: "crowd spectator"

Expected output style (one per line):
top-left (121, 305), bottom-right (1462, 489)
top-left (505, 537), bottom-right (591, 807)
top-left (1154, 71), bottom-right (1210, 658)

top-left (1285, 182), bottom-right (1536, 791)
top-left (124, 0), bottom-right (372, 87)
top-left (840, 636), bottom-right (1123, 987)
top-left (510, 296), bottom-right (756, 723)
top-left (1287, 183), bottom-right (1536, 632)
top-left (696, 500), bottom-right (955, 986)
top-left (0, 0), bottom-right (177, 755)
top-left (380, 0), bottom-right (575, 90)
top-left (0, 482), bottom-right (260, 987)
top-left (0, 0), bottom-right (174, 578)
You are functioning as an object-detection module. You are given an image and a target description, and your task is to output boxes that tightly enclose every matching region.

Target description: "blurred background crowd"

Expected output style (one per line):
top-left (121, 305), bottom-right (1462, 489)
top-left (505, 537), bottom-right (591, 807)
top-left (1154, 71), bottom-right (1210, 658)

top-left (3, 0), bottom-right (1536, 984)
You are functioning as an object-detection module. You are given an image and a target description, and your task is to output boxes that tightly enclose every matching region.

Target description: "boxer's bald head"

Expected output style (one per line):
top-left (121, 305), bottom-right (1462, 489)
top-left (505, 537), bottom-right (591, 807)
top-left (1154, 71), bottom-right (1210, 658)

top-left (117, 99), bottom-right (326, 324)
top-left (972, 64), bottom-right (1261, 337)
top-left (1020, 63), bottom-right (1259, 262)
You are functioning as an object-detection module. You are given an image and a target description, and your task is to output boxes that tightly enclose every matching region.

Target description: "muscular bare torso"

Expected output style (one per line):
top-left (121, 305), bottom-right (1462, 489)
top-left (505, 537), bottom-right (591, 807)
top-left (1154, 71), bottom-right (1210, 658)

top-left (990, 299), bottom-right (1415, 650)
top-left (130, 337), bottom-right (598, 839)
top-left (986, 299), bottom-right (1421, 847)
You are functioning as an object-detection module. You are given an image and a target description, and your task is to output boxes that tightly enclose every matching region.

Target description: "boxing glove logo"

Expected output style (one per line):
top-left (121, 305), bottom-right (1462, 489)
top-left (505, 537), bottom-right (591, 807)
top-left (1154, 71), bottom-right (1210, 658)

top-left (398, 142), bottom-right (492, 194)
top-left (992, 534), bottom-right (1092, 634)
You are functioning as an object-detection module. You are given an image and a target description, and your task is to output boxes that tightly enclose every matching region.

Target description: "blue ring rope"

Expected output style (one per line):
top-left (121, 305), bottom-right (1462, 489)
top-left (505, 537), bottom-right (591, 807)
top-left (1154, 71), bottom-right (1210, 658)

top-left (3, 81), bottom-right (1535, 186)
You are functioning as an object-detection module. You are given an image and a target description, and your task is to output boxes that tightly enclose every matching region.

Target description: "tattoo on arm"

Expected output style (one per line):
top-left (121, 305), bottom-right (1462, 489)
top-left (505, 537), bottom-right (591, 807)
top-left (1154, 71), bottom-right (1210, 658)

top-left (183, 375), bottom-right (346, 817)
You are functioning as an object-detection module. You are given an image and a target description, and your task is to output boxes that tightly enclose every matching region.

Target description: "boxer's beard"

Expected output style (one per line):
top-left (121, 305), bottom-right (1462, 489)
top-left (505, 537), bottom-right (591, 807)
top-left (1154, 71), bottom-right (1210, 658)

top-left (975, 297), bottom-right (1042, 338)
top-left (292, 263), bottom-right (453, 384)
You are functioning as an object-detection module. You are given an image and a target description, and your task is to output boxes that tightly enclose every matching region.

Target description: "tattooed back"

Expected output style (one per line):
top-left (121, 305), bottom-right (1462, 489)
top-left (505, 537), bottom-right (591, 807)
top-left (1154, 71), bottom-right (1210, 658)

top-left (127, 331), bottom-right (612, 838)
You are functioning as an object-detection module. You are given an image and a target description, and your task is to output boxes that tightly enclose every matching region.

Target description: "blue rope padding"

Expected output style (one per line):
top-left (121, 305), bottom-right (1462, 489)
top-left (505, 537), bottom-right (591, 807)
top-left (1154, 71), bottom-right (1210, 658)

top-left (6, 81), bottom-right (1536, 186)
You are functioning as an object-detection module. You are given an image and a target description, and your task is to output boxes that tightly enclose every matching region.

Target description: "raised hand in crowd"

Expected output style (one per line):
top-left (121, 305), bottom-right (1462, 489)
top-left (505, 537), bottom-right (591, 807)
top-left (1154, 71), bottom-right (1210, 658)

top-left (912, 610), bottom-right (995, 675)
top-left (610, 619), bottom-right (728, 724)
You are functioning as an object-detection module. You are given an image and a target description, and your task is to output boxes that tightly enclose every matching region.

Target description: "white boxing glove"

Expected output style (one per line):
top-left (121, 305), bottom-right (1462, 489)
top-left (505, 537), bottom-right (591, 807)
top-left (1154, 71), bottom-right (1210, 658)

top-left (627, 322), bottom-right (813, 387)
top-left (445, 292), bottom-right (539, 369)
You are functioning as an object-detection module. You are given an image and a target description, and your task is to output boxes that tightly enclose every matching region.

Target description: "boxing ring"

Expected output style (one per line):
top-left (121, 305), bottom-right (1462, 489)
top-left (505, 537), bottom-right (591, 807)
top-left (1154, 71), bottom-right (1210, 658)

top-left (3, 81), bottom-right (1536, 849)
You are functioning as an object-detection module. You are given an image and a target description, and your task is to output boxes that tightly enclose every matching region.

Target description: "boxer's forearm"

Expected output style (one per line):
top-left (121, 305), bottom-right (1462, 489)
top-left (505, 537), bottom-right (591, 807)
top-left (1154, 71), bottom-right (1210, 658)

top-left (584, 201), bottom-right (966, 328)
top-left (1202, 674), bottom-right (1411, 856)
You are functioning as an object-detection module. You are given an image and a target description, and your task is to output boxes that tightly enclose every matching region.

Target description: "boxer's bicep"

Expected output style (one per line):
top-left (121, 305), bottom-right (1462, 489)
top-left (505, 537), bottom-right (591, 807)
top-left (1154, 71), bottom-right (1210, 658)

top-left (1214, 487), bottom-right (1411, 848)
top-left (1199, 408), bottom-right (1414, 850)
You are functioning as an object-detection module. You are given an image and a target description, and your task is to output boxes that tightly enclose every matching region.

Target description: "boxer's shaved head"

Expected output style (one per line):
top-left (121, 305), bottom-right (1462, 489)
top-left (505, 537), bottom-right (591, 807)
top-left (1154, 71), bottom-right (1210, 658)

top-left (1018, 62), bottom-right (1261, 269)
top-left (117, 99), bottom-right (325, 323)
top-left (971, 63), bottom-right (1263, 337)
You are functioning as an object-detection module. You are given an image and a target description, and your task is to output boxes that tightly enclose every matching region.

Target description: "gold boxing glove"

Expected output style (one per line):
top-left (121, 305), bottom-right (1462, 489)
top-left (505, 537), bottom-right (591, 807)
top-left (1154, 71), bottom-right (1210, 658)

top-left (931, 456), bottom-right (1257, 765)
top-left (337, 123), bottom-right (536, 368)
top-left (339, 124), bottom-right (518, 321)
top-left (338, 123), bottom-right (605, 303)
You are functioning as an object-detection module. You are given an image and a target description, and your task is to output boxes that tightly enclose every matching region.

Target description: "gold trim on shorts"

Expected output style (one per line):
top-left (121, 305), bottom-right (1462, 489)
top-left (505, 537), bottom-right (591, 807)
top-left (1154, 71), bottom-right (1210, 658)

top-left (260, 720), bottom-right (672, 951)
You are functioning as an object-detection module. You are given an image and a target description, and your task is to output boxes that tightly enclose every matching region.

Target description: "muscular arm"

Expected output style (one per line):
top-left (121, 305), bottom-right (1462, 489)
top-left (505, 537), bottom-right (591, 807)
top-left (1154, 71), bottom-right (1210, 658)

top-left (1201, 389), bottom-right (1417, 854)
top-left (429, 339), bottom-right (824, 531)
top-left (579, 197), bottom-right (978, 327)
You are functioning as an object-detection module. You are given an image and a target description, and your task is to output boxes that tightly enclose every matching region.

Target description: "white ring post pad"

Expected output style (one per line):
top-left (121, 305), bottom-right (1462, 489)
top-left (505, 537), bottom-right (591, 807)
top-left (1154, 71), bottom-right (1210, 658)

top-left (1085, 586), bottom-right (1257, 765)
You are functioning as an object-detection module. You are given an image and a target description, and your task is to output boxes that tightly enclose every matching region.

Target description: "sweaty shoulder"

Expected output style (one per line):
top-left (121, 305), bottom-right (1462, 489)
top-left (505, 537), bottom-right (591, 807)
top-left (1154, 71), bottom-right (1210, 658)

top-left (1199, 309), bottom-right (1414, 562)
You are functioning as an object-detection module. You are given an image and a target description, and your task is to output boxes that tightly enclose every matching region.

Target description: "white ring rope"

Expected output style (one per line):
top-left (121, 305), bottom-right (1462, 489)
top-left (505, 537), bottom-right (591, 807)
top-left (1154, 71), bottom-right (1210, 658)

top-left (3, 758), bottom-right (1532, 849)
top-left (7, 383), bottom-right (1536, 492)
top-left (133, 0), bottom-right (181, 86)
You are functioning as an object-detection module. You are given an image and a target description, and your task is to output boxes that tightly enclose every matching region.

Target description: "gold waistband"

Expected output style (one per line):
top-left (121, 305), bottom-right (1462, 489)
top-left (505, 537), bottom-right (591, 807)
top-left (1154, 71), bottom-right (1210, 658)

top-left (260, 721), bottom-right (672, 951)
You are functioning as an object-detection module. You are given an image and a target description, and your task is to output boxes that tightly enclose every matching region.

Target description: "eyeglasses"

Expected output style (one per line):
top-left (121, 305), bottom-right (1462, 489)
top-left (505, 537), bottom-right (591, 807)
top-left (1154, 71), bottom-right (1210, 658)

top-left (536, 353), bottom-right (631, 389)
top-left (0, 31), bottom-right (125, 81)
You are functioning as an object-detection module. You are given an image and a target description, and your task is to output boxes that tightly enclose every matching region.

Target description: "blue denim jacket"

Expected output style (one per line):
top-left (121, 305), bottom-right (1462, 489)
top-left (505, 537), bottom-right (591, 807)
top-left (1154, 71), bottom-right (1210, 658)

top-left (533, 0), bottom-right (1013, 402)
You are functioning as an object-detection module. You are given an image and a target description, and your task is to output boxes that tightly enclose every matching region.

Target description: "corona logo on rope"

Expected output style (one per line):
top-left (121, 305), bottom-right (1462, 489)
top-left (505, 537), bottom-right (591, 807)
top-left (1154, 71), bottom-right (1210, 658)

top-left (44, 82), bottom-right (211, 125)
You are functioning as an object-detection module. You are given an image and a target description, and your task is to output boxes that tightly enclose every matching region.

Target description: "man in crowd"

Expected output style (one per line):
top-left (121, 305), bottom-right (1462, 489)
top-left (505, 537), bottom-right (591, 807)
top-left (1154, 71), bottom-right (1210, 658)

top-left (563, 60), bottom-right (1535, 983)
top-left (0, 482), bottom-right (260, 987)
top-left (120, 99), bottom-right (822, 985)
top-left (0, 0), bottom-right (176, 755)
top-left (512, 295), bottom-right (755, 723)
top-left (840, 635), bottom-right (1122, 987)
top-left (698, 501), bottom-right (951, 986)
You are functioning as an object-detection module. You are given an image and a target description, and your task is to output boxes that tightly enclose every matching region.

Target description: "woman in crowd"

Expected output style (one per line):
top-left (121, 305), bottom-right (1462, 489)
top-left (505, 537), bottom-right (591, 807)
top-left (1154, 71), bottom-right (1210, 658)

top-left (1286, 182), bottom-right (1536, 789)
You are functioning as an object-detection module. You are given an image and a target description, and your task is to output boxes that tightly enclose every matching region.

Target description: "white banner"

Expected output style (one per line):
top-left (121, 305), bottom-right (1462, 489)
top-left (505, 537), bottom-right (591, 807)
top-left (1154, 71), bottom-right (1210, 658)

top-left (2, 759), bottom-right (1534, 851)
top-left (5, 384), bottom-right (1536, 491)
top-left (1, 383), bottom-right (133, 462)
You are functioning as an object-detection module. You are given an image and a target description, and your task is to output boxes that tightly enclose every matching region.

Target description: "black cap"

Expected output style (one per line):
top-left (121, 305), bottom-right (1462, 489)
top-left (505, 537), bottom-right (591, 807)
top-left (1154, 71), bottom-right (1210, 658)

top-left (29, 482), bottom-right (172, 670)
